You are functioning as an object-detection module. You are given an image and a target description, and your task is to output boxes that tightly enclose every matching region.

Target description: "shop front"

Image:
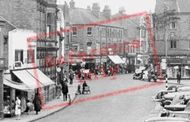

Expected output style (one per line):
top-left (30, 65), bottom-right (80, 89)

top-left (10, 68), bottom-right (55, 103)
top-left (3, 73), bottom-right (31, 117)
top-left (167, 58), bottom-right (190, 79)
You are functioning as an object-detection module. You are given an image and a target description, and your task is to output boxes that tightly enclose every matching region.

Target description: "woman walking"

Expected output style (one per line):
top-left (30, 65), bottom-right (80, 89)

top-left (33, 93), bottom-right (41, 115)
top-left (15, 97), bottom-right (21, 120)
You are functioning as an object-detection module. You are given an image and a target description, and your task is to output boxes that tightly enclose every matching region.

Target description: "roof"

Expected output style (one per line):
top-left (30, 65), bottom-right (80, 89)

top-left (177, 0), bottom-right (190, 12)
top-left (155, 0), bottom-right (190, 13)
top-left (68, 7), bottom-right (126, 28)
top-left (0, 16), bottom-right (17, 28)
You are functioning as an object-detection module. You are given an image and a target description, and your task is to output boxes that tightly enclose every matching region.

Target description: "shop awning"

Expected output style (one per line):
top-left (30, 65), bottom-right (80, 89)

top-left (26, 69), bottom-right (55, 86)
top-left (12, 70), bottom-right (43, 89)
top-left (3, 74), bottom-right (31, 91)
top-left (108, 55), bottom-right (125, 64)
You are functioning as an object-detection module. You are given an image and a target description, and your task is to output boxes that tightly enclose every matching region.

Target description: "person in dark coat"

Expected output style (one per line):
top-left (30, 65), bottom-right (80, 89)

top-left (33, 93), bottom-right (41, 115)
top-left (82, 81), bottom-right (88, 94)
top-left (69, 70), bottom-right (74, 85)
top-left (177, 71), bottom-right (181, 84)
top-left (61, 81), bottom-right (69, 101)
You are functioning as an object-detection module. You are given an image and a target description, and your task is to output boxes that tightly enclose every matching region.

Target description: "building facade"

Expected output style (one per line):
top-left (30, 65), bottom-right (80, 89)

top-left (59, 1), bottom-right (127, 70)
top-left (0, 0), bottom-right (58, 81)
top-left (154, 0), bottom-right (190, 78)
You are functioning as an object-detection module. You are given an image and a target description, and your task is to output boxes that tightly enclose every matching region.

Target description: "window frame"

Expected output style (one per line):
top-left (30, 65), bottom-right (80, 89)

top-left (72, 27), bottom-right (77, 36)
top-left (87, 27), bottom-right (92, 35)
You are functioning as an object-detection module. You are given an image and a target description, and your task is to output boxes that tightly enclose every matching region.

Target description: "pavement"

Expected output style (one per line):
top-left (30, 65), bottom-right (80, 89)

top-left (1, 80), bottom-right (79, 122)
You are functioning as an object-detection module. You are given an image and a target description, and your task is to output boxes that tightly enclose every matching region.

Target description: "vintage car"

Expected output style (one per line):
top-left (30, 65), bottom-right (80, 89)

top-left (163, 91), bottom-right (190, 100)
top-left (145, 117), bottom-right (190, 122)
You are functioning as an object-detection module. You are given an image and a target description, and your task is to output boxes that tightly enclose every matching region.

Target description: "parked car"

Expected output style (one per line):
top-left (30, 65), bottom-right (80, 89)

top-left (133, 66), bottom-right (146, 80)
top-left (163, 91), bottom-right (190, 100)
top-left (145, 117), bottom-right (190, 122)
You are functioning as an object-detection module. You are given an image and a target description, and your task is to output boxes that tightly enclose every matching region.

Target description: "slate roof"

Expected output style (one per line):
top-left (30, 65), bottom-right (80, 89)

top-left (68, 7), bottom-right (126, 28)
top-left (0, 16), bottom-right (17, 28)
top-left (155, 0), bottom-right (190, 13)
top-left (69, 8), bottom-right (101, 25)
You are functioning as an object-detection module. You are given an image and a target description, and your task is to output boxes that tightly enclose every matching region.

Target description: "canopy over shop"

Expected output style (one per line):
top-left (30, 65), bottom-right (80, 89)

top-left (108, 55), bottom-right (125, 64)
top-left (4, 68), bottom-right (55, 103)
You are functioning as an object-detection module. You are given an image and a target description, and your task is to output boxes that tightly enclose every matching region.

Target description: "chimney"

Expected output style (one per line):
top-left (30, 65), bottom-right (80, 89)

top-left (69, 0), bottom-right (75, 9)
top-left (92, 3), bottom-right (100, 17)
top-left (119, 7), bottom-right (126, 14)
top-left (87, 5), bottom-right (91, 11)
top-left (63, 2), bottom-right (70, 25)
top-left (103, 5), bottom-right (111, 19)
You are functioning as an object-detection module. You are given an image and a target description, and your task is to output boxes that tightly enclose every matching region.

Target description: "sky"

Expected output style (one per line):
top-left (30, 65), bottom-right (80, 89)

top-left (57, 0), bottom-right (156, 14)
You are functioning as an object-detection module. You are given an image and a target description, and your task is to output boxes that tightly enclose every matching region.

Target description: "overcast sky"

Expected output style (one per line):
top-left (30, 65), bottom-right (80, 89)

top-left (57, 0), bottom-right (156, 14)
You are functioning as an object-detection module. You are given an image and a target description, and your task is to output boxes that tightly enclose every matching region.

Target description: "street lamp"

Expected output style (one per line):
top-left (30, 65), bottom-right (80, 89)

top-left (0, 58), bottom-right (5, 119)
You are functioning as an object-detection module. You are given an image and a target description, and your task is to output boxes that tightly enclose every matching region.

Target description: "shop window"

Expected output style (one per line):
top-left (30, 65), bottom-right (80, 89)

top-left (15, 50), bottom-right (23, 63)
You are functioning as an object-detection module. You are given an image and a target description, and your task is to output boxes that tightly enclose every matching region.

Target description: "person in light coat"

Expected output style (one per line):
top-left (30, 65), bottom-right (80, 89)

top-left (15, 97), bottom-right (21, 120)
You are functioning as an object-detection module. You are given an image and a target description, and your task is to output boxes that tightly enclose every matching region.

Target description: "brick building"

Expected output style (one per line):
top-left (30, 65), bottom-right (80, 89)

top-left (0, 0), bottom-right (58, 108)
top-left (154, 0), bottom-right (190, 79)
top-left (0, 0), bottom-right (58, 80)
top-left (0, 16), bottom-right (16, 119)
top-left (59, 1), bottom-right (128, 70)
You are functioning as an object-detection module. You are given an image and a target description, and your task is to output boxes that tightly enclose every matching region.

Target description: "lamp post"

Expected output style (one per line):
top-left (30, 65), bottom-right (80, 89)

top-left (0, 58), bottom-right (5, 119)
top-left (0, 19), bottom-right (6, 119)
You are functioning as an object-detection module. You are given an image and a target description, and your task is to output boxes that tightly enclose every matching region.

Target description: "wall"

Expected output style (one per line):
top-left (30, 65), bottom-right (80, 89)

top-left (8, 29), bottom-right (36, 69)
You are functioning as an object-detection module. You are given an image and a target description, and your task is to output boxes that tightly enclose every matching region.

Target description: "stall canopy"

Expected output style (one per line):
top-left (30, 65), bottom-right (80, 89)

top-left (12, 70), bottom-right (44, 89)
top-left (4, 74), bottom-right (31, 91)
top-left (108, 55), bottom-right (125, 64)
top-left (26, 69), bottom-right (55, 86)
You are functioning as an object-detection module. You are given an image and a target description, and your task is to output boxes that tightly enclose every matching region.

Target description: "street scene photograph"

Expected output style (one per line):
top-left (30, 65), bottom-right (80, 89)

top-left (1, 0), bottom-right (190, 122)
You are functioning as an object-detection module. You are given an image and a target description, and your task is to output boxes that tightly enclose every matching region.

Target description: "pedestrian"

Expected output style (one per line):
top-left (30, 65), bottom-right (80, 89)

top-left (21, 95), bottom-right (27, 113)
top-left (56, 83), bottom-right (62, 99)
top-left (77, 84), bottom-right (82, 95)
top-left (15, 96), bottom-right (21, 120)
top-left (82, 80), bottom-right (88, 94)
top-left (177, 71), bottom-right (181, 84)
top-left (69, 69), bottom-right (74, 85)
top-left (61, 81), bottom-right (69, 101)
top-left (33, 92), bottom-right (41, 115)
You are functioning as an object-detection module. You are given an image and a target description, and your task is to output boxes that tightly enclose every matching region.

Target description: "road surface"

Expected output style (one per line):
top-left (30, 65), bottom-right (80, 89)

top-left (36, 74), bottom-right (165, 122)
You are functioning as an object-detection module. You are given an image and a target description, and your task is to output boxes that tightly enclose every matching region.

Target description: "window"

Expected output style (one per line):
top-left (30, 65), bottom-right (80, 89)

top-left (15, 50), bottom-right (23, 63)
top-left (27, 49), bottom-right (35, 63)
top-left (170, 40), bottom-right (177, 48)
top-left (46, 13), bottom-right (54, 38)
top-left (72, 27), bottom-right (77, 36)
top-left (87, 27), bottom-right (92, 35)
top-left (170, 22), bottom-right (176, 29)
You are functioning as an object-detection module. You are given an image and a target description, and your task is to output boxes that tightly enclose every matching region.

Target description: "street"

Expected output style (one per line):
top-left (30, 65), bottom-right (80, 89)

top-left (36, 74), bottom-right (165, 122)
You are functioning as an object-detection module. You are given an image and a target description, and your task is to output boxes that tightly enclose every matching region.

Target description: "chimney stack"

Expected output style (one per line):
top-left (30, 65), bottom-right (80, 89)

top-left (92, 3), bottom-right (100, 17)
top-left (103, 5), bottom-right (111, 19)
top-left (69, 0), bottom-right (75, 9)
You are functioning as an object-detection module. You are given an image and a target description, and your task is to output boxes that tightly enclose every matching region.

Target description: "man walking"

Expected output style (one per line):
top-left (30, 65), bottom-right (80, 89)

top-left (61, 81), bottom-right (69, 101)
top-left (177, 70), bottom-right (181, 84)
top-left (69, 69), bottom-right (74, 85)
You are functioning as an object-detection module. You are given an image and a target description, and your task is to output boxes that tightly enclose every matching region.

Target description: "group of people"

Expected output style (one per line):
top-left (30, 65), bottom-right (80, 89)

top-left (4, 91), bottom-right (42, 120)
top-left (56, 69), bottom-right (75, 102)
top-left (77, 80), bottom-right (90, 95)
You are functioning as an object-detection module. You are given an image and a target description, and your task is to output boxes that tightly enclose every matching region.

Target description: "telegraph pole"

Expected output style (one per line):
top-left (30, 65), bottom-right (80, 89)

top-left (0, 19), bottom-right (5, 119)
